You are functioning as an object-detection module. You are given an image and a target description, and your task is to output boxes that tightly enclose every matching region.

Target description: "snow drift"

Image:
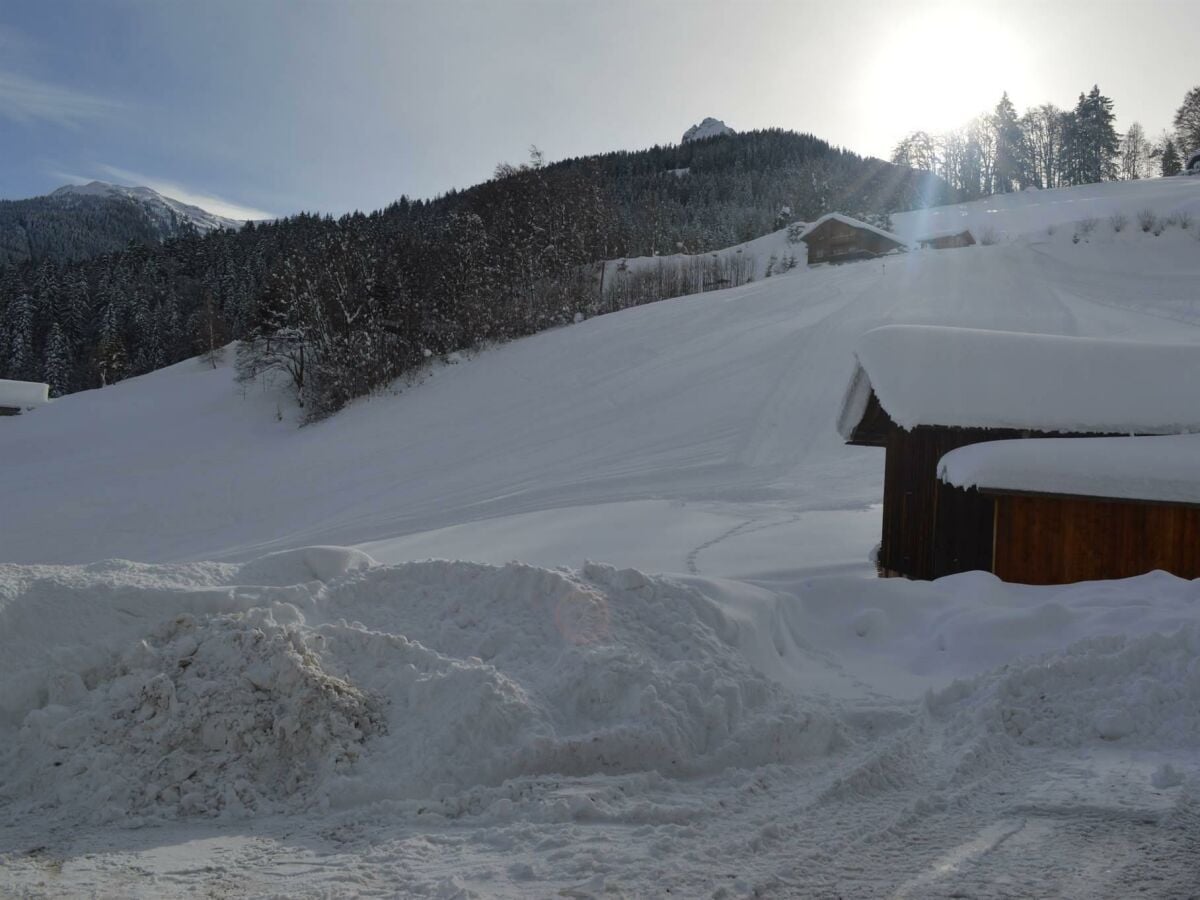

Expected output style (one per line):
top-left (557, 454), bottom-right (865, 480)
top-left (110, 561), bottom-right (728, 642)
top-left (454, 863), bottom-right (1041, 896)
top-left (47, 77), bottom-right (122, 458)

top-left (0, 551), bottom-right (843, 826)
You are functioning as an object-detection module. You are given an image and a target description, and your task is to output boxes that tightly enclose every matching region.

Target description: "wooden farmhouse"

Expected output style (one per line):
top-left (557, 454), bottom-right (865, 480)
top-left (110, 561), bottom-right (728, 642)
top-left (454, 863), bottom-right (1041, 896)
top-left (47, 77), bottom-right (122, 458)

top-left (939, 434), bottom-right (1200, 584)
top-left (917, 229), bottom-right (975, 250)
top-left (837, 325), bottom-right (1200, 583)
top-left (799, 213), bottom-right (907, 265)
top-left (0, 379), bottom-right (49, 416)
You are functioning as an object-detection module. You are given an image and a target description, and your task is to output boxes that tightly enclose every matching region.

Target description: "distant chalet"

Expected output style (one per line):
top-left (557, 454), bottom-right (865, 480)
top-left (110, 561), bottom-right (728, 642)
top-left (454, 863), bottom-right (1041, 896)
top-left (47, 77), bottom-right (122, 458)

top-left (799, 213), bottom-right (907, 265)
top-left (917, 229), bottom-right (975, 250)
top-left (0, 379), bottom-right (49, 416)
top-left (838, 326), bottom-right (1200, 584)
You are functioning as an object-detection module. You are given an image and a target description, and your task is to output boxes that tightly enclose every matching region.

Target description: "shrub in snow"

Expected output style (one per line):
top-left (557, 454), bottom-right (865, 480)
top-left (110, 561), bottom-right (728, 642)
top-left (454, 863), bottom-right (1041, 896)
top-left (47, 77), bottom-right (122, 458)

top-left (1078, 216), bottom-right (1098, 236)
top-left (1109, 212), bottom-right (1128, 233)
top-left (1178, 210), bottom-right (1194, 230)
top-left (1137, 209), bottom-right (1157, 232)
top-left (979, 226), bottom-right (999, 246)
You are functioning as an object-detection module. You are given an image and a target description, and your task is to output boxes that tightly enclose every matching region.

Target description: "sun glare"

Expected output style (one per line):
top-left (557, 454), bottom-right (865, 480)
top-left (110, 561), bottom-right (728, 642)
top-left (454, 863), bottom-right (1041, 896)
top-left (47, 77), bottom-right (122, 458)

top-left (864, 9), bottom-right (1031, 141)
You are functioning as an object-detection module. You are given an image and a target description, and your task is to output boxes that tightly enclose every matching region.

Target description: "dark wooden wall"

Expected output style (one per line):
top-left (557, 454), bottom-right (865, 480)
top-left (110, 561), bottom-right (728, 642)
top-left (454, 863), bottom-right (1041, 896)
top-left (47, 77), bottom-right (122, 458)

top-left (920, 231), bottom-right (976, 250)
top-left (880, 426), bottom-right (1012, 579)
top-left (992, 493), bottom-right (1200, 584)
top-left (806, 221), bottom-right (903, 264)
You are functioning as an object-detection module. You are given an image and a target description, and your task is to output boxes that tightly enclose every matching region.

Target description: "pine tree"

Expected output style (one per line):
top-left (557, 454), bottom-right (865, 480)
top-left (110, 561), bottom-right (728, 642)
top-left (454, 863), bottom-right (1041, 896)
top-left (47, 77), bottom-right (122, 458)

top-left (4, 293), bottom-right (36, 381)
top-left (1174, 86), bottom-right (1200, 153)
top-left (992, 93), bottom-right (1025, 192)
top-left (43, 322), bottom-right (73, 397)
top-left (1161, 138), bottom-right (1183, 176)
top-left (1073, 86), bottom-right (1120, 183)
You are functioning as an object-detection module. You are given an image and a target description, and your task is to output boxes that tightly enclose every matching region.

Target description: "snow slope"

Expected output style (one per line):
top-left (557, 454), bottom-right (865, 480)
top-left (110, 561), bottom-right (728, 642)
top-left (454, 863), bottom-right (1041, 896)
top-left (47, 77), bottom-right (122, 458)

top-left (4, 177), bottom-right (1200, 896)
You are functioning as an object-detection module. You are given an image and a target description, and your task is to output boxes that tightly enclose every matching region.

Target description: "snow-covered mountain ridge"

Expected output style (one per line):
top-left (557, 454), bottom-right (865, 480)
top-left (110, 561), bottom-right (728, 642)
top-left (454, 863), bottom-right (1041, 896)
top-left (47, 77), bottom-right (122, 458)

top-left (50, 180), bottom-right (246, 234)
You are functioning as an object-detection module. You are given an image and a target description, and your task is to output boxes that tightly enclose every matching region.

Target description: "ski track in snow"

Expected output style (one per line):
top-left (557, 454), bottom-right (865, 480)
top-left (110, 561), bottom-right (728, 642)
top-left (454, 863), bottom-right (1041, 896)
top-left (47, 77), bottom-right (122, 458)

top-left (4, 179), bottom-right (1200, 896)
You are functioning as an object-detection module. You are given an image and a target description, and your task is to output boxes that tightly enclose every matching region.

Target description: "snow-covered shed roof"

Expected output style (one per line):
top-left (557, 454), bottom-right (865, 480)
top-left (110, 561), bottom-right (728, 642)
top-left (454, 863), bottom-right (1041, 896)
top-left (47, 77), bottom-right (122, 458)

top-left (837, 325), bottom-right (1200, 440)
top-left (800, 213), bottom-right (907, 248)
top-left (917, 228), bottom-right (974, 243)
top-left (0, 379), bottom-right (49, 410)
top-left (939, 433), bottom-right (1200, 506)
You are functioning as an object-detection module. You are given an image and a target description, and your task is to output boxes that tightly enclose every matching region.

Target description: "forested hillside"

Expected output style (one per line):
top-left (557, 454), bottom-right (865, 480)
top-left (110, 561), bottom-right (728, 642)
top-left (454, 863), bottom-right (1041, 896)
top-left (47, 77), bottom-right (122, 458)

top-left (0, 128), bottom-right (948, 418)
top-left (0, 183), bottom-right (242, 268)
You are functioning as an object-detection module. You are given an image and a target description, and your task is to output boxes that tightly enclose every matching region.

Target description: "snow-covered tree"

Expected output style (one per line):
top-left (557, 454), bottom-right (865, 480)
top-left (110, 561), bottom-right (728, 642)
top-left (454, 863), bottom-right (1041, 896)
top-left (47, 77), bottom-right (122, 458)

top-left (43, 322), bottom-right (73, 397)
top-left (1173, 86), bottom-right (1200, 154)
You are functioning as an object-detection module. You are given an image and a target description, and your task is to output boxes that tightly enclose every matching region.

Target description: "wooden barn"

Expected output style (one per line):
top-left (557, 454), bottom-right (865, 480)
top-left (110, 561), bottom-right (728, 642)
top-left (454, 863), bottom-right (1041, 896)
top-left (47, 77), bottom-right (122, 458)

top-left (836, 325), bottom-right (1200, 581)
top-left (799, 213), bottom-right (907, 265)
top-left (0, 379), bottom-right (49, 416)
top-left (917, 229), bottom-right (975, 250)
top-left (939, 434), bottom-right (1200, 584)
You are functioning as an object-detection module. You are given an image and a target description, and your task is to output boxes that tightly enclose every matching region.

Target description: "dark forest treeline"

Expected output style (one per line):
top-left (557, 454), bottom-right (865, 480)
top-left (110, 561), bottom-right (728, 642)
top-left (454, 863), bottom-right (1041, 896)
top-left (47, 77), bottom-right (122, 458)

top-left (0, 128), bottom-right (948, 419)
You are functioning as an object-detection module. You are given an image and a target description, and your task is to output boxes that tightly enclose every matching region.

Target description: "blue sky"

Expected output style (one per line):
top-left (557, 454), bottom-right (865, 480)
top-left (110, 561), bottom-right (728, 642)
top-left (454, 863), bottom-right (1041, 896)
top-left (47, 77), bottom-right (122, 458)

top-left (1, 1), bottom-right (1196, 218)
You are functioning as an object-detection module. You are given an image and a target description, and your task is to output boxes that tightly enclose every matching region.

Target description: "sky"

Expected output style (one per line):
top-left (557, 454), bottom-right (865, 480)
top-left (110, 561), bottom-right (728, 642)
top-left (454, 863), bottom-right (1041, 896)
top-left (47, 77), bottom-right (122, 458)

top-left (0, 0), bottom-right (1196, 219)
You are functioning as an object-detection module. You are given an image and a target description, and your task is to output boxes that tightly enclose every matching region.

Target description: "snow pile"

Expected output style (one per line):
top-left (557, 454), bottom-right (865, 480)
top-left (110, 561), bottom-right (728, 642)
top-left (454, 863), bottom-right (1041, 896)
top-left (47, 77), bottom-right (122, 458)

top-left (3, 608), bottom-right (381, 825)
top-left (681, 117), bottom-right (735, 143)
top-left (0, 554), bottom-right (843, 825)
top-left (314, 560), bottom-right (843, 805)
top-left (929, 625), bottom-right (1200, 750)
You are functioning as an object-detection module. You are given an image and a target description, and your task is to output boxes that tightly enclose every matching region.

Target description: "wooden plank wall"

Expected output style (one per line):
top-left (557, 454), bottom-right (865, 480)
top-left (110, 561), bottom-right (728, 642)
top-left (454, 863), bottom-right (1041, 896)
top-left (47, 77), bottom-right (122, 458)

top-left (993, 494), bottom-right (1200, 584)
top-left (880, 426), bottom-right (1006, 579)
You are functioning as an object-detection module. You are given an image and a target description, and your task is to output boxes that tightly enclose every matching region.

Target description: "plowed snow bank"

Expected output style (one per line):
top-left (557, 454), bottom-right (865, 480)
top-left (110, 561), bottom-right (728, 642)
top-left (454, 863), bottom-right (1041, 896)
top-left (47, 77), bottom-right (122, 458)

top-left (0, 553), bottom-right (841, 825)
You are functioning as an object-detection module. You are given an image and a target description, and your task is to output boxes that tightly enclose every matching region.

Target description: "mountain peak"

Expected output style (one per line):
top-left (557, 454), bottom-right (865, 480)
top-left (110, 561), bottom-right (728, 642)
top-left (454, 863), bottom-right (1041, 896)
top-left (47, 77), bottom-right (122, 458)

top-left (681, 117), bottom-right (735, 143)
top-left (50, 180), bottom-right (245, 233)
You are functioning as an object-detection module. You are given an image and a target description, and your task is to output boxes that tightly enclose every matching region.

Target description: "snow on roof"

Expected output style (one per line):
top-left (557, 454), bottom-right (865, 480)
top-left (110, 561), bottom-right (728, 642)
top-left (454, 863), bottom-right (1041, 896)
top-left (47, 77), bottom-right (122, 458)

top-left (917, 228), bottom-right (974, 242)
top-left (0, 379), bottom-right (49, 409)
top-left (800, 213), bottom-right (907, 248)
top-left (837, 325), bottom-right (1200, 439)
top-left (939, 433), bottom-right (1200, 506)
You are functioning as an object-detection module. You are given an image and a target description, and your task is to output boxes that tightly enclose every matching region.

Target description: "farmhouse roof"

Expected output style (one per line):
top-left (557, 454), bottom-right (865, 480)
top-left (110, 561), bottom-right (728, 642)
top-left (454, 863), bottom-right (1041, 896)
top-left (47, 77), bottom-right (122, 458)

top-left (0, 379), bottom-right (49, 410)
top-left (800, 213), bottom-right (906, 248)
top-left (837, 325), bottom-right (1200, 440)
top-left (938, 433), bottom-right (1200, 507)
top-left (917, 228), bottom-right (975, 243)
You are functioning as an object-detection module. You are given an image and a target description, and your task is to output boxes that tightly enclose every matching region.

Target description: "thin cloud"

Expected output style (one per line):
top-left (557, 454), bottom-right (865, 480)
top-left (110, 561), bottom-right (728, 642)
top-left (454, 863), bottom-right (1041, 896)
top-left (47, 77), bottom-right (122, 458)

top-left (0, 71), bottom-right (123, 127)
top-left (98, 164), bottom-right (277, 221)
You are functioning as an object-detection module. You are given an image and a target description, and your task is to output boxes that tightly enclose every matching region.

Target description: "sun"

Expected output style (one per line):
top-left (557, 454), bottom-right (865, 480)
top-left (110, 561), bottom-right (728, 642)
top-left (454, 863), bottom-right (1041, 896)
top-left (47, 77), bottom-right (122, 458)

top-left (862, 8), bottom-right (1032, 140)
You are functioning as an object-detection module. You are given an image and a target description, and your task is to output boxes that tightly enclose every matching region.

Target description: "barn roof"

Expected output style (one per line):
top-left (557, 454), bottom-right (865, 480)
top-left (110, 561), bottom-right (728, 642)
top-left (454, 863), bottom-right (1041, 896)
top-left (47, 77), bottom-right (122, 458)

top-left (0, 379), bottom-right (49, 410)
top-left (837, 325), bottom-right (1200, 440)
top-left (800, 213), bottom-right (906, 248)
top-left (917, 229), bottom-right (974, 243)
top-left (938, 433), bottom-right (1200, 506)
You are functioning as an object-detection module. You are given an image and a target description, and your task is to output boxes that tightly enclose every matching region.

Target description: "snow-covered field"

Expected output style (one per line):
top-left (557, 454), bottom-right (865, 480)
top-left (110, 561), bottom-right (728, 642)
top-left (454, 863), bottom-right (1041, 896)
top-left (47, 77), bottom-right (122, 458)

top-left (3, 176), bottom-right (1200, 897)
